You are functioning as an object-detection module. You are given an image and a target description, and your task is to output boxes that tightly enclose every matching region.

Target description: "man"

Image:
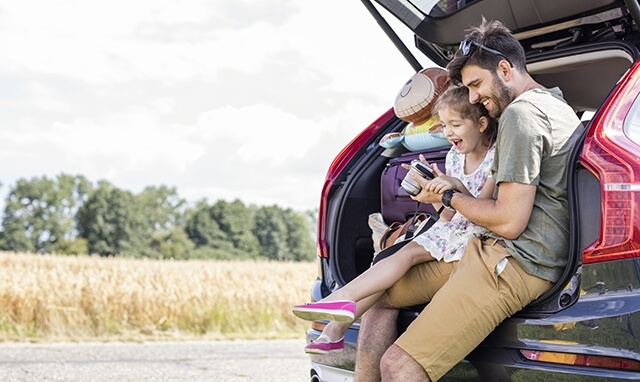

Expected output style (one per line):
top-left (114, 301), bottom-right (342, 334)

top-left (354, 19), bottom-right (583, 381)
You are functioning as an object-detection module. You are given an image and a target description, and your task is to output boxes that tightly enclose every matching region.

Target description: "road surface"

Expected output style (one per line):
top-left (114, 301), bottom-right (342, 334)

top-left (0, 339), bottom-right (311, 381)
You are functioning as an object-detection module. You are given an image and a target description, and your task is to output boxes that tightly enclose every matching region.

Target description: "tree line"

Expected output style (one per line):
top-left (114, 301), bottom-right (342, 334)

top-left (0, 174), bottom-right (317, 262)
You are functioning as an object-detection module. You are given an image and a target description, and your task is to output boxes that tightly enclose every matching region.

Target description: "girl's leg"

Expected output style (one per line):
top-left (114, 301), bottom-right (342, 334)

top-left (323, 242), bottom-right (435, 303)
top-left (314, 321), bottom-right (350, 343)
top-left (308, 258), bottom-right (457, 353)
top-left (293, 243), bottom-right (435, 323)
top-left (307, 292), bottom-right (385, 351)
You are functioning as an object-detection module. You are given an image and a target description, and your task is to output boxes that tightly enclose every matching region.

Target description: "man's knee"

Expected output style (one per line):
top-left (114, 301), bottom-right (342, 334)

top-left (380, 344), bottom-right (431, 381)
top-left (361, 292), bottom-right (395, 321)
top-left (360, 293), bottom-right (397, 332)
top-left (380, 344), bottom-right (403, 373)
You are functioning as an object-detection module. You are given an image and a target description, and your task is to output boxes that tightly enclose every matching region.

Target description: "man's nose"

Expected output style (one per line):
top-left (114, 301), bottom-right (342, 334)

top-left (468, 90), bottom-right (480, 104)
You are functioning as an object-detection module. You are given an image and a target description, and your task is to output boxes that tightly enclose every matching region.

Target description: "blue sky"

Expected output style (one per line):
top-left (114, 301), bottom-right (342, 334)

top-left (0, 0), bottom-right (433, 211)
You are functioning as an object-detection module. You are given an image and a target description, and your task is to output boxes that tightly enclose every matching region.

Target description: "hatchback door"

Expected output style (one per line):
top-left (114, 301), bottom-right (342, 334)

top-left (367, 0), bottom-right (636, 113)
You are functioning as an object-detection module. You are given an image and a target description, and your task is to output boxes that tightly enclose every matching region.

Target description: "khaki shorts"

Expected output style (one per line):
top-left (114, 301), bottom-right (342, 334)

top-left (388, 237), bottom-right (552, 381)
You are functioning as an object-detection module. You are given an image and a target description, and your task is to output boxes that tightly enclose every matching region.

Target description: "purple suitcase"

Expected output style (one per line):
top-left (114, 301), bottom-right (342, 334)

top-left (380, 146), bottom-right (450, 223)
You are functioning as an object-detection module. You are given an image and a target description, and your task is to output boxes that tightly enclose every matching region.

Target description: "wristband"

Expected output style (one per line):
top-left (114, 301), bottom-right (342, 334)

top-left (441, 189), bottom-right (460, 211)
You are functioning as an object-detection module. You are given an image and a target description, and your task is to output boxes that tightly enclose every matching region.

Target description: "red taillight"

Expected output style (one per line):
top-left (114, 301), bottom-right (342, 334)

top-left (521, 349), bottom-right (640, 371)
top-left (580, 60), bottom-right (640, 264)
top-left (316, 108), bottom-right (397, 258)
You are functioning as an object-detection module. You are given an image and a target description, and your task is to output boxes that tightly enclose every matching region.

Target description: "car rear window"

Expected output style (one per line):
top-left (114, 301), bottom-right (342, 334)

top-left (411, 0), bottom-right (480, 17)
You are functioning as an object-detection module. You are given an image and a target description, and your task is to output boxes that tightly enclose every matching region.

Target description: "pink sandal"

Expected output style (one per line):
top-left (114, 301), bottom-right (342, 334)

top-left (305, 333), bottom-right (345, 354)
top-left (292, 300), bottom-right (356, 323)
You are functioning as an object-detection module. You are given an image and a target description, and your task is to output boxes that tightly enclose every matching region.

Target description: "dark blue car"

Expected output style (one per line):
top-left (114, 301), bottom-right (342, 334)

top-left (304, 0), bottom-right (640, 381)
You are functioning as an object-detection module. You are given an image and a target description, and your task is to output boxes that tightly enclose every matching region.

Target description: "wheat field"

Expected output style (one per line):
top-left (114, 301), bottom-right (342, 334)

top-left (0, 252), bottom-right (317, 342)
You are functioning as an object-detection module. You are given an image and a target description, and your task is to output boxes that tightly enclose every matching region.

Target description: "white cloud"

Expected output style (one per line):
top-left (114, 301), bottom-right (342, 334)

top-left (0, 0), bottom-right (431, 212)
top-left (194, 104), bottom-right (321, 165)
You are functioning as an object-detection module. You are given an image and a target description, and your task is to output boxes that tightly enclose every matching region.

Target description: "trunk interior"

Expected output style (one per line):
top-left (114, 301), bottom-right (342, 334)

top-left (324, 40), bottom-right (637, 315)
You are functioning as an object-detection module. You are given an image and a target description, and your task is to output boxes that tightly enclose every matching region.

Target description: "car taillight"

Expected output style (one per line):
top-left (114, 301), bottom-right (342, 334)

top-left (521, 349), bottom-right (640, 371)
top-left (580, 60), bottom-right (640, 264)
top-left (316, 108), bottom-right (396, 258)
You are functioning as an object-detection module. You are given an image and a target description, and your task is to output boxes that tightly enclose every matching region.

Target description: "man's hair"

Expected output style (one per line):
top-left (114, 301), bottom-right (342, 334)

top-left (447, 18), bottom-right (527, 85)
top-left (433, 85), bottom-right (497, 145)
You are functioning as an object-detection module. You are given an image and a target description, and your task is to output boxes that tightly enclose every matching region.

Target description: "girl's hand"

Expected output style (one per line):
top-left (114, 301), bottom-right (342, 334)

top-left (417, 154), bottom-right (444, 178)
top-left (408, 172), bottom-right (442, 204)
top-left (416, 154), bottom-right (451, 193)
top-left (425, 175), bottom-right (458, 194)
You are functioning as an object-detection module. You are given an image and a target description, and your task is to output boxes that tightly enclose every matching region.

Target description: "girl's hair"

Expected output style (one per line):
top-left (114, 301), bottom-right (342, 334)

top-left (433, 85), bottom-right (497, 145)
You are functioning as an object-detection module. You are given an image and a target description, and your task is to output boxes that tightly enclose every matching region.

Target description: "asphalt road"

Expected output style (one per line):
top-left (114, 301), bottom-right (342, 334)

top-left (0, 339), bottom-right (312, 382)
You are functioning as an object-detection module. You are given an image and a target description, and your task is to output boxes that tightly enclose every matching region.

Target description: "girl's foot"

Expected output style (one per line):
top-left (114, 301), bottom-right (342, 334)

top-left (292, 300), bottom-right (356, 323)
top-left (305, 333), bottom-right (345, 355)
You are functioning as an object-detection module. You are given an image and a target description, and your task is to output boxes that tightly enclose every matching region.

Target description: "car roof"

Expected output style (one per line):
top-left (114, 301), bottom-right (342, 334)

top-left (366, 0), bottom-right (640, 112)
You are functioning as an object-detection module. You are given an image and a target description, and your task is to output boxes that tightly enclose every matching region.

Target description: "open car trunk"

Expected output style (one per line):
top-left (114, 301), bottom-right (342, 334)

top-left (325, 0), bottom-right (640, 314)
top-left (306, 1), bottom-right (640, 380)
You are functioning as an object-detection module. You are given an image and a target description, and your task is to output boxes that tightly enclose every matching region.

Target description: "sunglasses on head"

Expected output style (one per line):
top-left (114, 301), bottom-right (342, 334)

top-left (459, 39), bottom-right (513, 67)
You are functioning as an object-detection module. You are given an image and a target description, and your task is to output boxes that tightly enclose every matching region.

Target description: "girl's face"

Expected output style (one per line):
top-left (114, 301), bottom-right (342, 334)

top-left (438, 106), bottom-right (487, 155)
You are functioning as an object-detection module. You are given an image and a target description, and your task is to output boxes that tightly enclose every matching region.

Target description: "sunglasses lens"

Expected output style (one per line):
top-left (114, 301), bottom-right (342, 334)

top-left (460, 40), bottom-right (470, 55)
top-left (459, 39), bottom-right (475, 56)
top-left (458, 39), bottom-right (513, 67)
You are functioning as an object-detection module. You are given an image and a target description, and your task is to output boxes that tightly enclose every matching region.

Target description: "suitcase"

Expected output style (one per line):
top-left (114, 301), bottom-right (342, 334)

top-left (380, 146), bottom-right (450, 223)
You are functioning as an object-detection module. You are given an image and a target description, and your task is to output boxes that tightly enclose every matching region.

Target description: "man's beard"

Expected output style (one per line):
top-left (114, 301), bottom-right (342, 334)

top-left (489, 75), bottom-right (516, 118)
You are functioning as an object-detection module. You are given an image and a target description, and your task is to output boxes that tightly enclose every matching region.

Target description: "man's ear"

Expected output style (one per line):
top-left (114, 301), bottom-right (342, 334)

top-left (498, 60), bottom-right (512, 81)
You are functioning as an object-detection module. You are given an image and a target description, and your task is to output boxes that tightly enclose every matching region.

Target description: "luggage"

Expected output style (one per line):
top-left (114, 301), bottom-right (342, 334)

top-left (380, 146), bottom-right (449, 223)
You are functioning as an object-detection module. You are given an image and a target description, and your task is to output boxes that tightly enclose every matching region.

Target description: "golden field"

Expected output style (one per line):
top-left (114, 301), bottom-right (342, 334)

top-left (0, 252), bottom-right (317, 342)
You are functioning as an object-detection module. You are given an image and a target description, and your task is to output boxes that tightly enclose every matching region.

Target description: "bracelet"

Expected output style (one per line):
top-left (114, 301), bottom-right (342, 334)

top-left (441, 189), bottom-right (460, 211)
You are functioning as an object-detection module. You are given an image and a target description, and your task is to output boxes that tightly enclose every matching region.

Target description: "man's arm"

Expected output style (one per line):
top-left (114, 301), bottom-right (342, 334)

top-left (411, 175), bottom-right (535, 239)
top-left (448, 182), bottom-right (535, 239)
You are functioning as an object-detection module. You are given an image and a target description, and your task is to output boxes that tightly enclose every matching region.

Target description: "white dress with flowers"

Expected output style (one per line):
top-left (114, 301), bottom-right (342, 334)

top-left (413, 143), bottom-right (496, 262)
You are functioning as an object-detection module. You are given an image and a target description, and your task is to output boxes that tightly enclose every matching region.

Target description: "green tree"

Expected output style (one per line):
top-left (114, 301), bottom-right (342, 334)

top-left (283, 208), bottom-right (316, 261)
top-left (253, 206), bottom-right (316, 261)
top-left (0, 174), bottom-right (92, 253)
top-left (0, 173), bottom-right (315, 261)
top-left (133, 186), bottom-right (192, 259)
top-left (136, 185), bottom-right (186, 233)
top-left (184, 199), bottom-right (260, 259)
top-left (254, 206), bottom-right (288, 261)
top-left (148, 227), bottom-right (195, 260)
top-left (76, 181), bottom-right (143, 256)
top-left (210, 200), bottom-right (260, 258)
top-left (184, 200), bottom-right (228, 248)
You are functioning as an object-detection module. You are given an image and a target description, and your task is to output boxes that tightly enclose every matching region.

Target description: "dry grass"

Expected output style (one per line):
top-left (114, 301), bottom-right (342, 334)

top-left (0, 252), bottom-right (317, 342)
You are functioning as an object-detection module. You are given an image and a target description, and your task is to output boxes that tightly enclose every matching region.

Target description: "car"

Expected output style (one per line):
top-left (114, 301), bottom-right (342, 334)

top-left (303, 0), bottom-right (640, 381)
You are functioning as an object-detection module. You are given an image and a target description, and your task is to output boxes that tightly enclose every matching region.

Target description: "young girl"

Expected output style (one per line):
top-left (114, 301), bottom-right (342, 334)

top-left (292, 85), bottom-right (497, 354)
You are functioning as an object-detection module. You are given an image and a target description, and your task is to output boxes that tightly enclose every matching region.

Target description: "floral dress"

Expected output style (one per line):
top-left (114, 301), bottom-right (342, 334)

top-left (413, 143), bottom-right (496, 262)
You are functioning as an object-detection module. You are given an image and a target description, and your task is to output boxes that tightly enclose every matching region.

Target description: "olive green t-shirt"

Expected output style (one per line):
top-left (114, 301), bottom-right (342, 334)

top-left (491, 87), bottom-right (583, 282)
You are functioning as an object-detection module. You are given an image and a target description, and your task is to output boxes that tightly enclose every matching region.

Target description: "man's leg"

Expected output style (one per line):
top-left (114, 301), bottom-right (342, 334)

top-left (354, 259), bottom-right (457, 381)
top-left (387, 238), bottom-right (552, 381)
top-left (353, 293), bottom-right (398, 382)
top-left (381, 345), bottom-right (430, 381)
